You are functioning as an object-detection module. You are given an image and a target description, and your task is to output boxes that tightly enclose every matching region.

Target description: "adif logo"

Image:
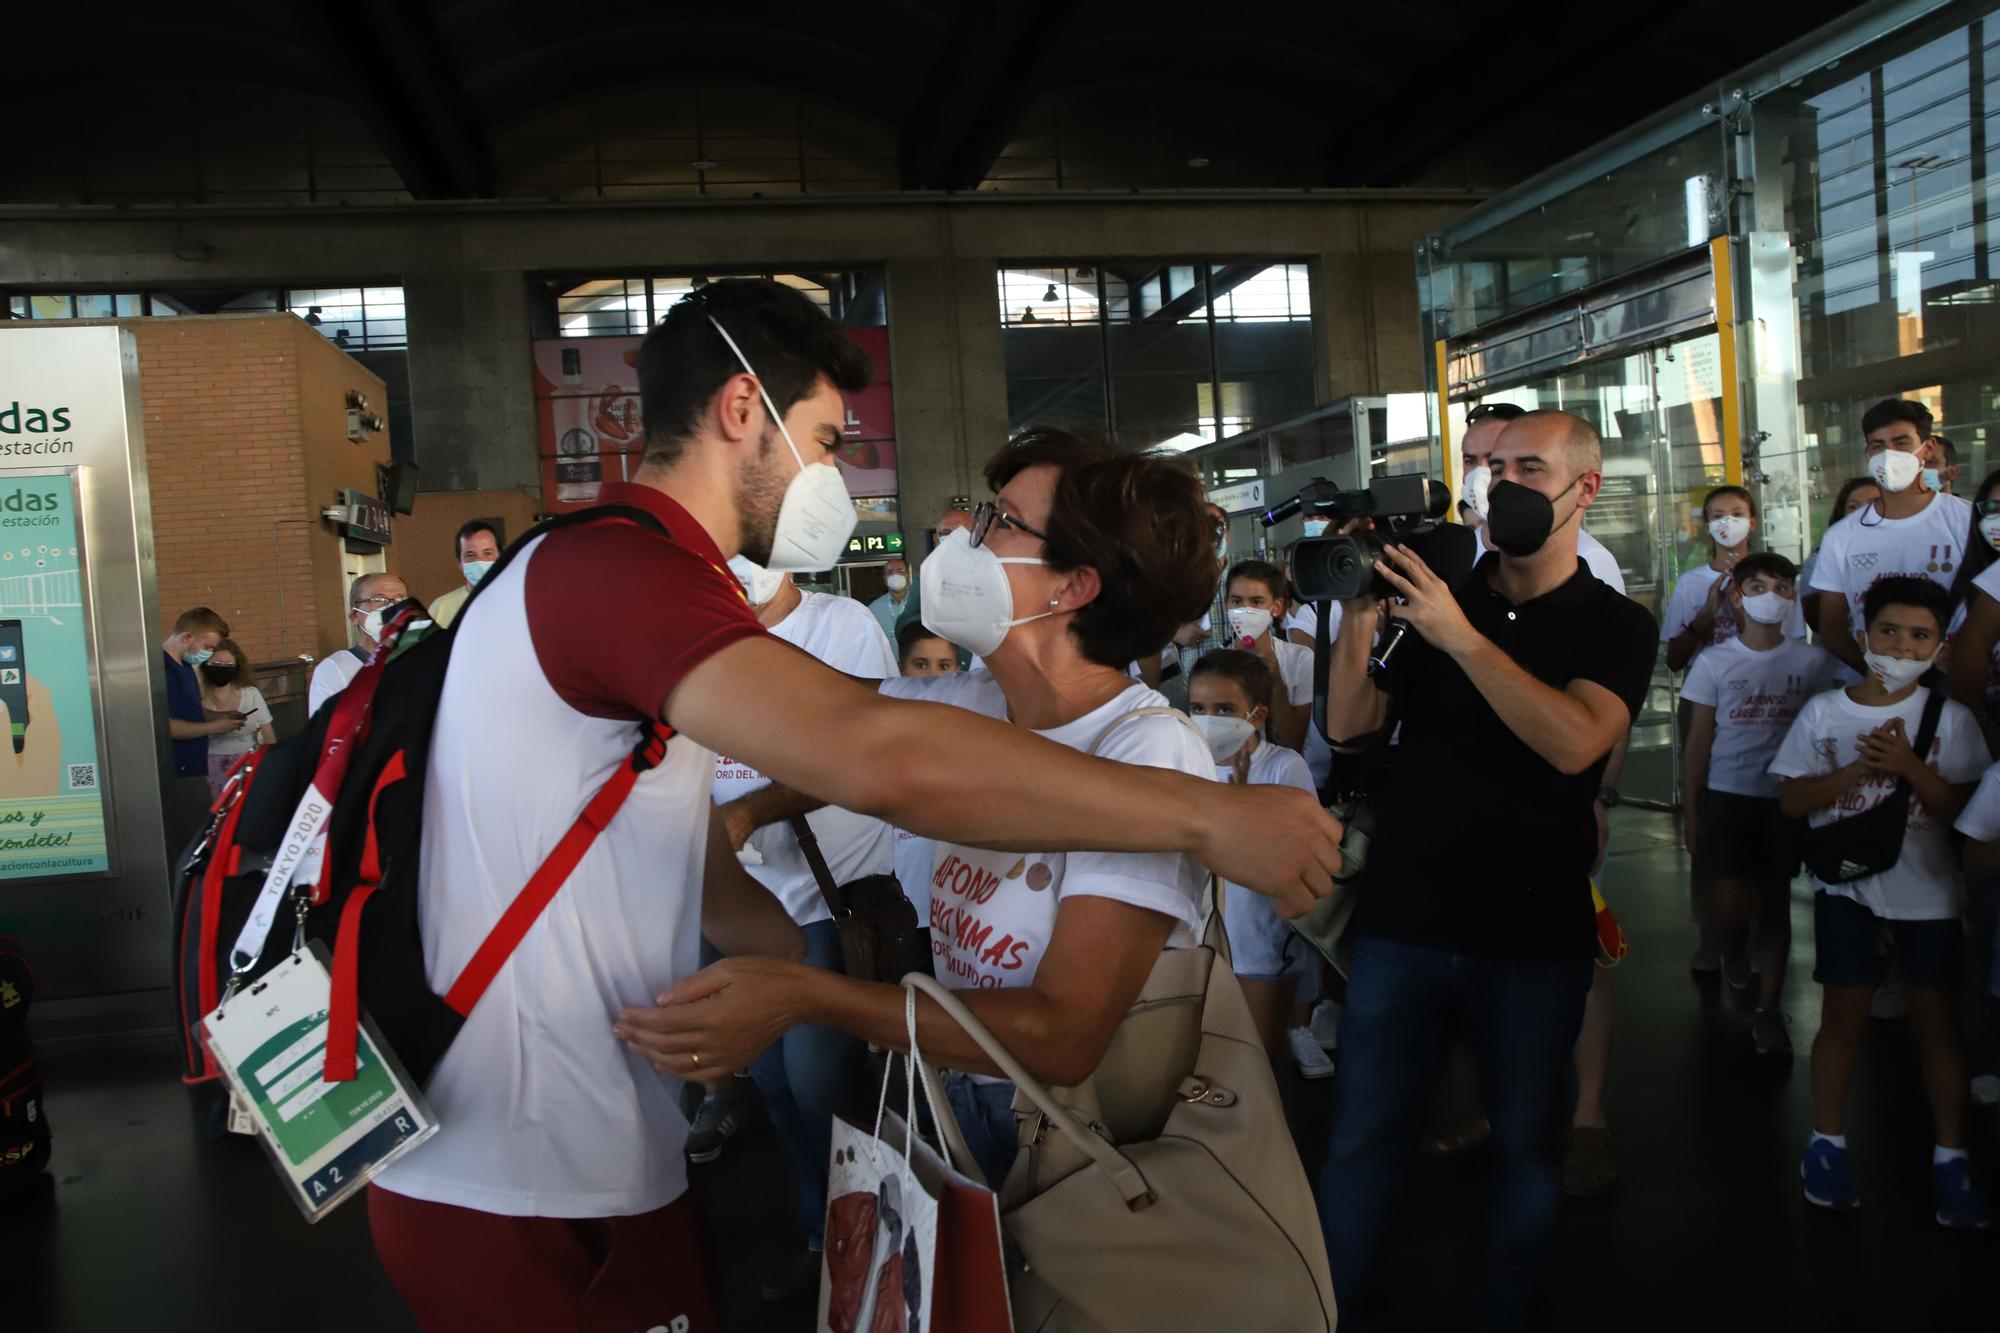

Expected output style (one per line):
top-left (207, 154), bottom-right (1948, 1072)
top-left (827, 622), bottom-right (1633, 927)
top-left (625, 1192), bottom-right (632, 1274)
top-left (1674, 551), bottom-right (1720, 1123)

top-left (1852, 553), bottom-right (1879, 570)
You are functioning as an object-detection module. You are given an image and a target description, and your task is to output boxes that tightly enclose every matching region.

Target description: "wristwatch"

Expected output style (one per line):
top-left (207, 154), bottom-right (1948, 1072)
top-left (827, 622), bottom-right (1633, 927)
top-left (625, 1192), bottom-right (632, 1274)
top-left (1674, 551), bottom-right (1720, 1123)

top-left (1596, 786), bottom-right (1621, 808)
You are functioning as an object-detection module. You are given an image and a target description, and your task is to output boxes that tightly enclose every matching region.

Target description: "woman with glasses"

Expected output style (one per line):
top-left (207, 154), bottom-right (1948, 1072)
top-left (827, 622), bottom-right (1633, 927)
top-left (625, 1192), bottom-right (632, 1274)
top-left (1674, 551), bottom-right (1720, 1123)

top-left (638, 427), bottom-right (1224, 1186)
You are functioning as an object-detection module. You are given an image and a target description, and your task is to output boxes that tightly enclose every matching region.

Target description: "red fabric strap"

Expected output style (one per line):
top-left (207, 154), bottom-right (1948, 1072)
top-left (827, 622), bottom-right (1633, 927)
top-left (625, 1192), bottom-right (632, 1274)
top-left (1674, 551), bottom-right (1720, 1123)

top-left (186, 753), bottom-right (261, 1082)
top-left (440, 727), bottom-right (668, 1019)
top-left (325, 751), bottom-right (408, 1082)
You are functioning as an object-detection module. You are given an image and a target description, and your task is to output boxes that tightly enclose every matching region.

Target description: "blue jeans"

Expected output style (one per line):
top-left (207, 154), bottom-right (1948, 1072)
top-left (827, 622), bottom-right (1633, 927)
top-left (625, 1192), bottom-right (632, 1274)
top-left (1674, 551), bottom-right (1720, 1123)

top-left (747, 920), bottom-right (873, 1249)
top-left (1318, 936), bottom-right (1591, 1332)
top-left (944, 1072), bottom-right (1019, 1190)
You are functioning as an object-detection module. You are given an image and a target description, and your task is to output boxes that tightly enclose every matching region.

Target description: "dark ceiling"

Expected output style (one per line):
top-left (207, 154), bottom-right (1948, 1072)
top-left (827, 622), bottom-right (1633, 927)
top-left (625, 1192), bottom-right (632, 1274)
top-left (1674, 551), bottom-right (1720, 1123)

top-left (3, 0), bottom-right (1866, 201)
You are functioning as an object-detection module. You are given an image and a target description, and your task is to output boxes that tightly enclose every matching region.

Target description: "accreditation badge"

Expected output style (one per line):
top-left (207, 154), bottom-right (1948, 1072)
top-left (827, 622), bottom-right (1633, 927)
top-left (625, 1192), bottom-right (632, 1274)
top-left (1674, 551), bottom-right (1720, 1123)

top-left (201, 944), bottom-right (438, 1222)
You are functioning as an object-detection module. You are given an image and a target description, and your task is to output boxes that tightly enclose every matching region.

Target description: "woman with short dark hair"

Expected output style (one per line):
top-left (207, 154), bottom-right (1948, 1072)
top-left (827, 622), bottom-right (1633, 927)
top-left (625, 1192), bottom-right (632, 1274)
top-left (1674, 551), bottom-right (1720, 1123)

top-left (648, 426), bottom-right (1223, 1184)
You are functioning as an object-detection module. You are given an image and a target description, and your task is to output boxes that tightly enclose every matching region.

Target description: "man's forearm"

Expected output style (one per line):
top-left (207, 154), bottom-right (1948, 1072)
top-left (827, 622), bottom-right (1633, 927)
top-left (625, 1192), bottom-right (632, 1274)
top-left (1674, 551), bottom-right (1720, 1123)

top-left (725, 783), bottom-right (826, 835)
top-left (1819, 594), bottom-right (1864, 670)
top-left (1325, 603), bottom-right (1387, 744)
top-left (1450, 637), bottom-right (1617, 774)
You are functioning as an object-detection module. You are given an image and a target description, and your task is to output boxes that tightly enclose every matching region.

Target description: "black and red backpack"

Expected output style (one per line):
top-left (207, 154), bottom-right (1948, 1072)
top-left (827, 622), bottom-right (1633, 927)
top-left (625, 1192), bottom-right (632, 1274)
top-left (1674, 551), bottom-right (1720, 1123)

top-left (0, 935), bottom-right (50, 1195)
top-left (169, 504), bottom-right (671, 1093)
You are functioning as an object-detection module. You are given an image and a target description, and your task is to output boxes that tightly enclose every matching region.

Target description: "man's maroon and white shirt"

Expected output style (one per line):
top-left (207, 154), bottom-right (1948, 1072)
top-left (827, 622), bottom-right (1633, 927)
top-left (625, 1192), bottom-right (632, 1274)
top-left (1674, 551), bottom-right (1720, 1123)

top-left (374, 483), bottom-right (765, 1219)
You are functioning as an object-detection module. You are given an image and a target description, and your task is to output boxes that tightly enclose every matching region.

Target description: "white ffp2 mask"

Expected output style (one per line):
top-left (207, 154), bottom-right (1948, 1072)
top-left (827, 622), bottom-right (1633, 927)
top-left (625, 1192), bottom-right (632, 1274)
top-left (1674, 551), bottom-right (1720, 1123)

top-left (1864, 647), bottom-right (1937, 690)
top-left (1227, 606), bottom-right (1274, 644)
top-left (1708, 515), bottom-right (1751, 548)
top-left (1978, 513), bottom-right (2000, 552)
top-left (919, 528), bottom-right (1051, 657)
top-left (1739, 590), bottom-right (1791, 625)
top-left (1462, 465), bottom-right (1493, 518)
top-left (1193, 714), bottom-right (1257, 764)
top-left (728, 555), bottom-right (785, 606)
top-left (1869, 449), bottom-right (1923, 494)
top-left (707, 315), bottom-right (856, 571)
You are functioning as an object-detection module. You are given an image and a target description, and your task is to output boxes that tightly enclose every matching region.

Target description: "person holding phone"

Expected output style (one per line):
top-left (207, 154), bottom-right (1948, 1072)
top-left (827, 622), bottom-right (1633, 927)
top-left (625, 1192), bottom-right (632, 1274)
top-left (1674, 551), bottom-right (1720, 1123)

top-left (197, 638), bottom-right (275, 795)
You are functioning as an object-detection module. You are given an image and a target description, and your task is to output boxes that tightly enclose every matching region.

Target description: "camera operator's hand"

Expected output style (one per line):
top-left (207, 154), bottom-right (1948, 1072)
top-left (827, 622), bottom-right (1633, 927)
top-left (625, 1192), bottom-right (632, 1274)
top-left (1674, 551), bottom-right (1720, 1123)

top-left (1373, 543), bottom-right (1480, 658)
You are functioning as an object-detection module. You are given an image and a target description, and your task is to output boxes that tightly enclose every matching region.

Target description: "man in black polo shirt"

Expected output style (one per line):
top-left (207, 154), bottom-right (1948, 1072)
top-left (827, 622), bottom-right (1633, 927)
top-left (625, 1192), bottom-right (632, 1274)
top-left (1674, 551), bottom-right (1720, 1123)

top-left (1318, 410), bottom-right (1656, 1328)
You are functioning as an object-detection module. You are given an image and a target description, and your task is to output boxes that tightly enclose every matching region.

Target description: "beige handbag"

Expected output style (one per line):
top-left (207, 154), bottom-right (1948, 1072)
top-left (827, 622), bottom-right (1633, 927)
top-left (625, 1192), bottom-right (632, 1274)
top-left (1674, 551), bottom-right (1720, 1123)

top-left (902, 709), bottom-right (1338, 1332)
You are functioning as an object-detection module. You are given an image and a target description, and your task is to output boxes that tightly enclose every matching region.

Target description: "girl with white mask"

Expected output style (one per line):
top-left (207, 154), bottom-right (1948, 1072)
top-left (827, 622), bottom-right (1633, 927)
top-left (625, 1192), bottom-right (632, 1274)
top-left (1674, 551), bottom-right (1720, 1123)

top-left (1663, 485), bottom-right (1800, 674)
top-left (1187, 650), bottom-right (1327, 1079)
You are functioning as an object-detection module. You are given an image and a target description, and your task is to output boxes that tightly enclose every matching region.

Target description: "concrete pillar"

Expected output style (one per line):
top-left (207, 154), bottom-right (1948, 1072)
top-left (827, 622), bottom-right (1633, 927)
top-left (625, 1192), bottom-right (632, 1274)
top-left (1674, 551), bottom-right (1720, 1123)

top-left (884, 256), bottom-right (1010, 560)
top-left (403, 242), bottom-right (538, 493)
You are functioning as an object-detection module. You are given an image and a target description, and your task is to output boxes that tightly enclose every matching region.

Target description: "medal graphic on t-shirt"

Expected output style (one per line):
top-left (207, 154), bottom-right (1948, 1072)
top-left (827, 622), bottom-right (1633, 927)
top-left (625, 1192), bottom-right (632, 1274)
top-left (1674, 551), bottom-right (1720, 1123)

top-left (1026, 861), bottom-right (1053, 892)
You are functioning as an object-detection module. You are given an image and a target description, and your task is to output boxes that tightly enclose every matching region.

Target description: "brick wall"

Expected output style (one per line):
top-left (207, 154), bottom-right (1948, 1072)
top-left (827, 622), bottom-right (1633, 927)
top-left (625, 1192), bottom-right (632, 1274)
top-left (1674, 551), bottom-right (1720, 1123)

top-left (396, 489), bottom-right (543, 608)
top-left (133, 315), bottom-right (389, 664)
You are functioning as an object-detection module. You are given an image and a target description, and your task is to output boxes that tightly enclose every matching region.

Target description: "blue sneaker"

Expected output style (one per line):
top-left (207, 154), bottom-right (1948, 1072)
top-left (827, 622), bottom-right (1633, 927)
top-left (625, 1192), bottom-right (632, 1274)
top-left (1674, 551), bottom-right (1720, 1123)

top-left (1801, 1138), bottom-right (1858, 1210)
top-left (1934, 1157), bottom-right (1994, 1230)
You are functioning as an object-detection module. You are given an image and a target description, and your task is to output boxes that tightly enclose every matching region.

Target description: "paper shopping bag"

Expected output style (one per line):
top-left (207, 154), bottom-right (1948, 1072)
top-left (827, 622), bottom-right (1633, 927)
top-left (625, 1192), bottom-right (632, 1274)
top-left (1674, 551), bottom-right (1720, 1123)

top-left (877, 1106), bottom-right (1012, 1333)
top-left (820, 1113), bottom-right (938, 1333)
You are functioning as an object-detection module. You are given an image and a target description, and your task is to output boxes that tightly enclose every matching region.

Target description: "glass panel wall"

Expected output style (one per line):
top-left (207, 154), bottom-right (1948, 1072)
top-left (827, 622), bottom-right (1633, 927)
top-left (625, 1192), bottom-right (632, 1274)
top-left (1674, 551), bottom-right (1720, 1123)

top-left (997, 261), bottom-right (1316, 452)
top-left (1747, 5), bottom-right (2000, 546)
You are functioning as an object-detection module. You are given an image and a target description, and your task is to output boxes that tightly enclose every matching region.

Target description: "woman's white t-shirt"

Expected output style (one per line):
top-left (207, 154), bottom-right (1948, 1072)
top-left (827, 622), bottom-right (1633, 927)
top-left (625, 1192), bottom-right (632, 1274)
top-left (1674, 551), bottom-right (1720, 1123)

top-left (1769, 684), bottom-right (1991, 918)
top-left (878, 671), bottom-right (1212, 991)
top-left (205, 685), bottom-right (273, 758)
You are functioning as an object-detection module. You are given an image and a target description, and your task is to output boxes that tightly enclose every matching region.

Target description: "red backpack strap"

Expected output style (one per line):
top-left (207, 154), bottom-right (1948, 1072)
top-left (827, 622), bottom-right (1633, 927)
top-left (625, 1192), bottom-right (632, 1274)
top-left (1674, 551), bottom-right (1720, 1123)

top-left (322, 751), bottom-right (409, 1082)
top-left (441, 723), bottom-right (672, 1019)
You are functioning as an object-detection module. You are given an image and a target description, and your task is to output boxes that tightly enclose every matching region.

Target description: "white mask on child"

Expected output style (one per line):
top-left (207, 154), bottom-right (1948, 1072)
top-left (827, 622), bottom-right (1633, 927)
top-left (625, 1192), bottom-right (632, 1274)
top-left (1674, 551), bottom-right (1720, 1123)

top-left (1707, 515), bottom-right (1751, 548)
top-left (1978, 513), bottom-right (2000, 553)
top-left (728, 555), bottom-right (785, 606)
top-left (1227, 607), bottom-right (1273, 644)
top-left (1863, 647), bottom-right (1937, 691)
top-left (1869, 449), bottom-right (1922, 494)
top-left (1739, 591), bottom-right (1791, 625)
top-left (1193, 714), bottom-right (1257, 763)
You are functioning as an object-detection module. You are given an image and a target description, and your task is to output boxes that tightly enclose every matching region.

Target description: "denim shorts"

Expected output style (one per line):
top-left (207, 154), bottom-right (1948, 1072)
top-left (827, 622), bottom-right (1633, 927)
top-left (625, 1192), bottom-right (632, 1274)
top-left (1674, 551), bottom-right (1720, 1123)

top-left (1812, 891), bottom-right (1963, 991)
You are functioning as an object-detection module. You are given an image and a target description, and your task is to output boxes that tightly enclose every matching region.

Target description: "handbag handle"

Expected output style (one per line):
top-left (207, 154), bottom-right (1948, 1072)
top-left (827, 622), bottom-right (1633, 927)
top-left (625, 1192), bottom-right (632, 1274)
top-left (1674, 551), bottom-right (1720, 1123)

top-left (902, 972), bottom-right (1155, 1210)
top-left (788, 815), bottom-right (851, 918)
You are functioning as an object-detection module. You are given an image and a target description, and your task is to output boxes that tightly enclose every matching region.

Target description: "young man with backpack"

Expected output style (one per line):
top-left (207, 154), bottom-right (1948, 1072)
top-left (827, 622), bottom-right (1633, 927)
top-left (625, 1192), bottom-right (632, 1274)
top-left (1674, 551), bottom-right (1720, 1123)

top-left (361, 278), bottom-right (1342, 1330)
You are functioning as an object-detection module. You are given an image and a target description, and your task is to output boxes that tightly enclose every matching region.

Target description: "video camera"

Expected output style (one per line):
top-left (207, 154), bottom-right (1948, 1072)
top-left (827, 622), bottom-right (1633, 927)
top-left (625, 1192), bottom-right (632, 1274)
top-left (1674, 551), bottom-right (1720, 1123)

top-left (1264, 474), bottom-right (1471, 603)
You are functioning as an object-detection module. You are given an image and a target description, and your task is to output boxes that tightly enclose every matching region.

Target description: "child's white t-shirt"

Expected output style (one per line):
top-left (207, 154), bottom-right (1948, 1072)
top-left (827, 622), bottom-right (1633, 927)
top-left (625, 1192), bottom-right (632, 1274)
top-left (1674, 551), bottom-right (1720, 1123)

top-left (1215, 741), bottom-right (1317, 978)
top-left (1681, 638), bottom-right (1841, 797)
top-left (1769, 684), bottom-right (1991, 919)
top-left (1807, 493), bottom-right (1974, 637)
top-left (1953, 761), bottom-right (2000, 844)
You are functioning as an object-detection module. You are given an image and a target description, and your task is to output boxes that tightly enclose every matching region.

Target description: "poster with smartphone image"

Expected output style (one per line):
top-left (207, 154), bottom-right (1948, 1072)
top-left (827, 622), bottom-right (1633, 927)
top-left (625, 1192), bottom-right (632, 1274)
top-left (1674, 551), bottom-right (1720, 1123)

top-left (0, 469), bottom-right (107, 880)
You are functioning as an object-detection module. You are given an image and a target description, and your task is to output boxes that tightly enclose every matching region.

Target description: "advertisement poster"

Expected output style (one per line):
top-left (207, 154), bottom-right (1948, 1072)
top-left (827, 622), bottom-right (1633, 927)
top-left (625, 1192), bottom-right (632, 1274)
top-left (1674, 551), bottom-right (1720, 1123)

top-left (0, 470), bottom-right (107, 879)
top-left (531, 325), bottom-right (897, 513)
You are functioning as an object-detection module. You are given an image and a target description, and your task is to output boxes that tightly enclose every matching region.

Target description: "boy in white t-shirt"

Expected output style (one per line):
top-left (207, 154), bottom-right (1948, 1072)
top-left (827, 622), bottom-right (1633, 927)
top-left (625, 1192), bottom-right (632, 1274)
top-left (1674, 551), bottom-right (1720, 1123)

top-left (1681, 554), bottom-right (1839, 1055)
top-left (1809, 398), bottom-right (1973, 675)
top-left (1770, 576), bottom-right (1992, 1228)
top-left (1222, 559), bottom-right (1312, 753)
top-left (1187, 649), bottom-right (1328, 1079)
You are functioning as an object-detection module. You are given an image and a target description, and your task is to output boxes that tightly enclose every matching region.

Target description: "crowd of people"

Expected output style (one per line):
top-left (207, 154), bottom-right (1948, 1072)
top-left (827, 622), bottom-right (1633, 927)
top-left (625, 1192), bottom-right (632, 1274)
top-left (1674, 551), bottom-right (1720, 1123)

top-left (163, 278), bottom-right (2000, 1331)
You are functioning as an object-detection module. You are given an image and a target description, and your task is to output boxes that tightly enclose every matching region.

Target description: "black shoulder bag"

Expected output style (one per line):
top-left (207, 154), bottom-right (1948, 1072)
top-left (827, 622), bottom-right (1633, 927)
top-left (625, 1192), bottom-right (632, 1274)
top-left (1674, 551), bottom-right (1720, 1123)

top-left (788, 817), bottom-right (934, 984)
top-left (1800, 684), bottom-right (1947, 885)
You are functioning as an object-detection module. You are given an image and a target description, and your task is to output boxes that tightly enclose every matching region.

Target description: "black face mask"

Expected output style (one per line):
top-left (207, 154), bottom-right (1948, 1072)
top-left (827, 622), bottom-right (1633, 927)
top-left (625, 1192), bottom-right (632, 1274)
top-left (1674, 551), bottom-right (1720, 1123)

top-left (1484, 478), bottom-right (1579, 557)
top-left (201, 663), bottom-right (239, 687)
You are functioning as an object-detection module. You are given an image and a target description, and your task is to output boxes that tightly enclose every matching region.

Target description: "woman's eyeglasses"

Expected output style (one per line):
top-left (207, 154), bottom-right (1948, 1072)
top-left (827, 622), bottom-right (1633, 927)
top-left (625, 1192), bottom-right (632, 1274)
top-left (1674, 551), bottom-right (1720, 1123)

top-left (968, 501), bottom-right (1050, 549)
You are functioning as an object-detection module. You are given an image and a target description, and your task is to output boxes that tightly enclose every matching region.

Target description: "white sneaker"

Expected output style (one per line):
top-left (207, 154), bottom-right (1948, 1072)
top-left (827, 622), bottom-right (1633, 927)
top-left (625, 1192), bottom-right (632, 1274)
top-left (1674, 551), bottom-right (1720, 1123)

top-left (1308, 1000), bottom-right (1342, 1050)
top-left (1287, 1027), bottom-right (1336, 1079)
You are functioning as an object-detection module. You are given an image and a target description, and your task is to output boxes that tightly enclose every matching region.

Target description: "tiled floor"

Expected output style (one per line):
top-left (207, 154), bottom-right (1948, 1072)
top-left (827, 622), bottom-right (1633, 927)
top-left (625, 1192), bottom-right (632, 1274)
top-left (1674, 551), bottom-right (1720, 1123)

top-left (3, 810), bottom-right (1994, 1330)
